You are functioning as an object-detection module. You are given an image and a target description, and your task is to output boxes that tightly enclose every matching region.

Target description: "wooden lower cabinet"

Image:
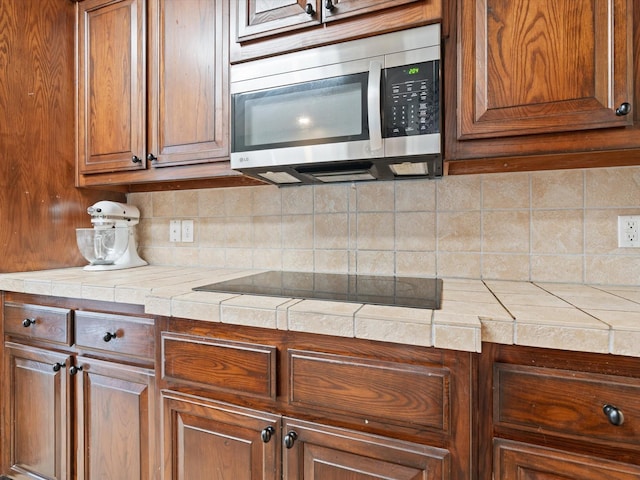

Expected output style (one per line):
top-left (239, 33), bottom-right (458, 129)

top-left (75, 356), bottom-right (156, 480)
top-left (494, 439), bottom-right (640, 480)
top-left (282, 417), bottom-right (449, 480)
top-left (161, 391), bottom-right (448, 480)
top-left (2, 343), bottom-right (71, 480)
top-left (161, 392), bottom-right (280, 480)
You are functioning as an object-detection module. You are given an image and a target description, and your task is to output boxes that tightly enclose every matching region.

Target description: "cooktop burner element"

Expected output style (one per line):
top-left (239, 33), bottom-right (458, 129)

top-left (194, 271), bottom-right (442, 309)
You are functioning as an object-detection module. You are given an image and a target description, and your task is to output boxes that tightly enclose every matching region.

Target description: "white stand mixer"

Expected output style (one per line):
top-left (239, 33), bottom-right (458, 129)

top-left (76, 201), bottom-right (148, 271)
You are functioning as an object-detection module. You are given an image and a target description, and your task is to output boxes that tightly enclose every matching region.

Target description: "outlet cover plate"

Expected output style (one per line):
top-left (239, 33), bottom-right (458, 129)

top-left (618, 215), bottom-right (640, 248)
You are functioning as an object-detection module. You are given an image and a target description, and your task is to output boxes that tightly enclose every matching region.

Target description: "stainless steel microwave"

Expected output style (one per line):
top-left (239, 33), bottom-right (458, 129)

top-left (230, 24), bottom-right (442, 186)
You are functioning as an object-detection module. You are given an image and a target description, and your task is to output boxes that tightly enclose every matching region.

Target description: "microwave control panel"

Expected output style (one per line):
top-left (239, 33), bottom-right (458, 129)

top-left (383, 60), bottom-right (439, 138)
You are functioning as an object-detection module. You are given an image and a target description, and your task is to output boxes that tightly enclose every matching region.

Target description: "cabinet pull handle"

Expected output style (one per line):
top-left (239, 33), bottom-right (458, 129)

top-left (22, 318), bottom-right (36, 327)
top-left (103, 331), bottom-right (117, 342)
top-left (52, 362), bottom-right (66, 372)
top-left (261, 426), bottom-right (275, 443)
top-left (146, 153), bottom-right (157, 162)
top-left (615, 102), bottom-right (631, 116)
top-left (325, 0), bottom-right (335, 11)
top-left (603, 404), bottom-right (624, 426)
top-left (305, 3), bottom-right (315, 15)
top-left (283, 431), bottom-right (298, 449)
top-left (69, 365), bottom-right (83, 376)
top-left (132, 155), bottom-right (142, 164)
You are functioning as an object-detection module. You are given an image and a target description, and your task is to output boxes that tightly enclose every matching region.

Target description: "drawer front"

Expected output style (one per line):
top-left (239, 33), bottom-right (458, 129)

top-left (495, 363), bottom-right (640, 447)
top-left (75, 311), bottom-right (155, 360)
top-left (4, 302), bottom-right (72, 345)
top-left (289, 349), bottom-right (450, 432)
top-left (495, 439), bottom-right (640, 480)
top-left (162, 332), bottom-right (277, 400)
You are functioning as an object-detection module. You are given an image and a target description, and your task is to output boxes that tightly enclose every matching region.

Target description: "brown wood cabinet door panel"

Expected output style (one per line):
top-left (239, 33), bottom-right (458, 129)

top-left (74, 311), bottom-right (155, 360)
top-left (77, 0), bottom-right (146, 174)
top-left (162, 391), bottom-right (280, 480)
top-left (494, 439), bottom-right (640, 479)
top-left (495, 363), bottom-right (640, 448)
top-left (323, 0), bottom-right (419, 23)
top-left (458, 0), bottom-right (633, 139)
top-left (4, 302), bottom-right (71, 345)
top-left (283, 417), bottom-right (449, 480)
top-left (2, 342), bottom-right (71, 480)
top-left (288, 349), bottom-right (449, 432)
top-left (235, 0), bottom-right (322, 42)
top-left (162, 332), bottom-right (277, 400)
top-left (148, 0), bottom-right (230, 166)
top-left (75, 356), bottom-right (156, 480)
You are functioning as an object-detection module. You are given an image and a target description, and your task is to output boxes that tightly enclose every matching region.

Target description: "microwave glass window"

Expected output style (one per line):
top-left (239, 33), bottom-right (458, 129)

top-left (234, 73), bottom-right (369, 151)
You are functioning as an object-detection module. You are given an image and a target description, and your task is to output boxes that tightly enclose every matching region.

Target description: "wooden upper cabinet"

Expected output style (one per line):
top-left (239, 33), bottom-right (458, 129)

top-left (77, 0), bottom-right (235, 183)
top-left (231, 0), bottom-right (441, 63)
top-left (147, 0), bottom-right (229, 167)
top-left (77, 0), bottom-right (146, 174)
top-left (236, 0), bottom-right (322, 42)
top-left (457, 0), bottom-right (633, 139)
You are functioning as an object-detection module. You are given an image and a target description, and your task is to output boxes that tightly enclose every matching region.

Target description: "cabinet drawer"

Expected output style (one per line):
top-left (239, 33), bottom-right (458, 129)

top-left (495, 363), bottom-right (640, 448)
top-left (494, 439), bottom-right (640, 479)
top-left (289, 349), bottom-right (450, 432)
top-left (4, 302), bottom-right (72, 345)
top-left (162, 332), bottom-right (277, 400)
top-left (75, 311), bottom-right (155, 360)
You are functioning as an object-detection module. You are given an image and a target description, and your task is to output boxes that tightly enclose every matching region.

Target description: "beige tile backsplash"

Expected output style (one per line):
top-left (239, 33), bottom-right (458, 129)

top-left (130, 165), bottom-right (640, 286)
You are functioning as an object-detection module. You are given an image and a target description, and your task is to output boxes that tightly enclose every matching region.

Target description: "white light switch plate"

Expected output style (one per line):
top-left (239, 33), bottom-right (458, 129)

top-left (182, 220), bottom-right (194, 242)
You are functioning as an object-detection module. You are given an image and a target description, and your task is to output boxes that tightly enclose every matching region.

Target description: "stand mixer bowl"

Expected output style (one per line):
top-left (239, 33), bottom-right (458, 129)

top-left (76, 227), bottom-right (129, 265)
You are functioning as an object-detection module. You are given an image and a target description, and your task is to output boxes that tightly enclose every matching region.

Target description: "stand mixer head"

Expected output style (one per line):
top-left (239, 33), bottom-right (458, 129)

top-left (76, 201), bottom-right (148, 271)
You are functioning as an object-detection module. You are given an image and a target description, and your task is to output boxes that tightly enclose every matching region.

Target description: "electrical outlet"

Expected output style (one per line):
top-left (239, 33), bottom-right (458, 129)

top-left (182, 220), bottom-right (194, 242)
top-left (170, 219), bottom-right (181, 243)
top-left (618, 215), bottom-right (640, 248)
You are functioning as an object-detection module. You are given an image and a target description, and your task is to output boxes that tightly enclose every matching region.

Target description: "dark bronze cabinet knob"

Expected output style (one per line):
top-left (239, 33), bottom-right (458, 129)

top-left (603, 404), bottom-right (624, 426)
top-left (132, 155), bottom-right (142, 164)
top-left (146, 153), bottom-right (157, 162)
top-left (22, 318), bottom-right (36, 327)
top-left (325, 0), bottom-right (335, 11)
top-left (261, 426), bottom-right (275, 443)
top-left (305, 3), bottom-right (315, 15)
top-left (103, 331), bottom-right (117, 342)
top-left (52, 362), bottom-right (66, 372)
top-left (284, 431), bottom-right (298, 449)
top-left (69, 365), bottom-right (83, 376)
top-left (615, 102), bottom-right (631, 116)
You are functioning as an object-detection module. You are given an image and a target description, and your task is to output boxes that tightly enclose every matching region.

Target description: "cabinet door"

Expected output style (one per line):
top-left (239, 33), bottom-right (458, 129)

top-left (75, 356), bottom-right (156, 480)
top-left (1, 342), bottom-right (71, 480)
top-left (494, 439), bottom-right (640, 479)
top-left (77, 0), bottom-right (147, 174)
top-left (458, 0), bottom-right (633, 139)
top-left (147, 0), bottom-right (231, 167)
top-left (282, 417), bottom-right (449, 480)
top-left (322, 0), bottom-right (420, 23)
top-left (162, 391), bottom-right (280, 480)
top-left (235, 0), bottom-right (322, 42)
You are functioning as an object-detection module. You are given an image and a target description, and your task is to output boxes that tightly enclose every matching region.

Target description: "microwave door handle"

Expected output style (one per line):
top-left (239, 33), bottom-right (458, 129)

top-left (367, 61), bottom-right (383, 153)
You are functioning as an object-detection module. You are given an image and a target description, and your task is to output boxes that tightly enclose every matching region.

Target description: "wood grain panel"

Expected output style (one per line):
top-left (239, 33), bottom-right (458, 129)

top-left (0, 0), bottom-right (124, 273)
top-left (289, 349), bottom-right (450, 432)
top-left (4, 302), bottom-right (71, 346)
top-left (495, 363), bottom-right (640, 448)
top-left (162, 332), bottom-right (277, 399)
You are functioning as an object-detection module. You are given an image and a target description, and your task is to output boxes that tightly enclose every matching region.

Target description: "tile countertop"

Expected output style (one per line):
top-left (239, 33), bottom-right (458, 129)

top-left (0, 266), bottom-right (639, 358)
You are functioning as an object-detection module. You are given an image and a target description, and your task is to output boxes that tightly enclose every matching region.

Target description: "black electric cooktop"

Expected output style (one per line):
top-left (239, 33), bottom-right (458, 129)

top-left (193, 271), bottom-right (442, 309)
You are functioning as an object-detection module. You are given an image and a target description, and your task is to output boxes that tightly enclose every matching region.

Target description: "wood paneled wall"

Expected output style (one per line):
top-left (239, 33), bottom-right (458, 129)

top-left (0, 0), bottom-right (124, 272)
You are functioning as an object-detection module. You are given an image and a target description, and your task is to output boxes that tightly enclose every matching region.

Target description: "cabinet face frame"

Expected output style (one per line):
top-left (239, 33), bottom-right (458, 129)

top-left (457, 0), bottom-right (633, 139)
